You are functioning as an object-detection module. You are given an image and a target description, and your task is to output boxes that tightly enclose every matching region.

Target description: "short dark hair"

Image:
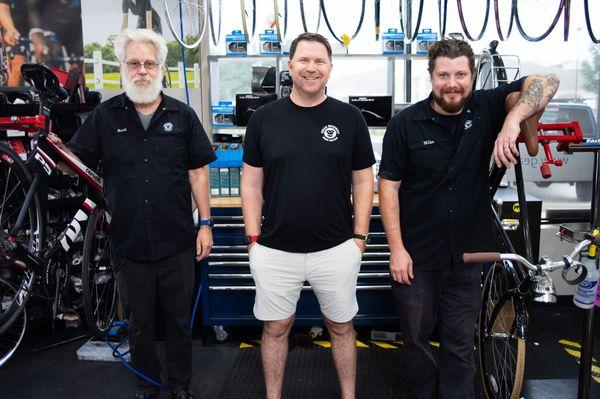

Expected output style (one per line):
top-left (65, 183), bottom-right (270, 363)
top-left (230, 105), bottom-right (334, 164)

top-left (427, 39), bottom-right (475, 76)
top-left (289, 33), bottom-right (332, 61)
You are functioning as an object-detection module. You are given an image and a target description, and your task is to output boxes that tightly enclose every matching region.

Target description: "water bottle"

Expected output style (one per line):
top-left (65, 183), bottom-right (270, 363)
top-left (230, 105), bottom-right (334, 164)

top-left (573, 250), bottom-right (599, 309)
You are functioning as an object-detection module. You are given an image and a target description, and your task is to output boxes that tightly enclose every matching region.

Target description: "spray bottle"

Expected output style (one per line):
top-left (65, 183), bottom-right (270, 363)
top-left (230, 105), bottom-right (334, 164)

top-left (574, 239), bottom-right (600, 309)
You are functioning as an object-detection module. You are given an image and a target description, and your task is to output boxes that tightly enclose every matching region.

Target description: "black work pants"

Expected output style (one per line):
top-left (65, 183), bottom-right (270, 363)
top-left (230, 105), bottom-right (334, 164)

top-left (114, 247), bottom-right (195, 393)
top-left (392, 265), bottom-right (482, 399)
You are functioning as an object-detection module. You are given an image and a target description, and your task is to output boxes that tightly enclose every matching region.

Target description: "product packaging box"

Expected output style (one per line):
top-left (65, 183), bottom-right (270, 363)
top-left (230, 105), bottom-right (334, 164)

top-left (211, 101), bottom-right (235, 127)
top-left (235, 93), bottom-right (278, 126)
top-left (381, 29), bottom-right (405, 54)
top-left (416, 29), bottom-right (438, 55)
top-left (226, 30), bottom-right (247, 55)
top-left (259, 30), bottom-right (281, 55)
top-left (349, 96), bottom-right (393, 127)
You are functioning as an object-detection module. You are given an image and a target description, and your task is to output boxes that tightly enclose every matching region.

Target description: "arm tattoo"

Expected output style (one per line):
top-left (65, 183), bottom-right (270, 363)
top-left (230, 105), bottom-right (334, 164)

top-left (514, 74), bottom-right (559, 117)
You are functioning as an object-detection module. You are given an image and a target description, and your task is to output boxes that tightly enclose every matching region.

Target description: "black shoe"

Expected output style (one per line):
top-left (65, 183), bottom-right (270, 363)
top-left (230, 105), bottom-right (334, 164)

top-left (171, 386), bottom-right (193, 399)
top-left (135, 391), bottom-right (159, 399)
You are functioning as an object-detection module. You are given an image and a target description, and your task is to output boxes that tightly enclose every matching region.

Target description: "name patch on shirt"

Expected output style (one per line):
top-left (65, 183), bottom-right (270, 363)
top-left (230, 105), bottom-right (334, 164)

top-left (423, 140), bottom-right (435, 145)
top-left (116, 128), bottom-right (127, 133)
top-left (321, 125), bottom-right (340, 142)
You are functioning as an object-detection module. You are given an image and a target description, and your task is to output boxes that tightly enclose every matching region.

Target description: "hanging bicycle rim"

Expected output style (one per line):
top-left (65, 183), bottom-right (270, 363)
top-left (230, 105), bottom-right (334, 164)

top-left (240, 0), bottom-right (257, 43)
top-left (208, 0), bottom-right (222, 46)
top-left (274, 0), bottom-right (288, 43)
top-left (399, 0), bottom-right (424, 42)
top-left (320, 0), bottom-right (366, 44)
top-left (438, 0), bottom-right (448, 39)
top-left (493, 0), bottom-right (515, 41)
top-left (299, 0), bottom-right (322, 33)
top-left (584, 0), bottom-right (600, 43)
top-left (513, 0), bottom-right (568, 42)
top-left (164, 0), bottom-right (208, 49)
top-left (457, 0), bottom-right (491, 41)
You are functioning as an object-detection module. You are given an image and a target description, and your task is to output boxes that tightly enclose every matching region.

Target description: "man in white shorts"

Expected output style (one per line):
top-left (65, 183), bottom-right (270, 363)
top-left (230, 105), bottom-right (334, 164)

top-left (241, 32), bottom-right (375, 399)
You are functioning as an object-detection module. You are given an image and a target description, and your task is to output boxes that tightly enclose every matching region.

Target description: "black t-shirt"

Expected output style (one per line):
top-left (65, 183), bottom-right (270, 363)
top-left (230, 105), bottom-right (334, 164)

top-left (69, 93), bottom-right (216, 261)
top-left (0, 0), bottom-right (33, 36)
top-left (243, 96), bottom-right (375, 253)
top-left (378, 78), bottom-right (525, 271)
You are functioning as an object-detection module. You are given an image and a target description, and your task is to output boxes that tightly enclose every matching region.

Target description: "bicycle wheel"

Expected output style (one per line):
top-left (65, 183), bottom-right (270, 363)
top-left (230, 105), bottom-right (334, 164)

top-left (513, 0), bottom-right (567, 42)
top-left (0, 143), bottom-right (43, 335)
top-left (493, 0), bottom-right (514, 41)
top-left (208, 0), bottom-right (222, 46)
top-left (299, 0), bottom-right (321, 33)
top-left (0, 278), bottom-right (26, 367)
top-left (399, 0), bottom-right (424, 42)
top-left (274, 0), bottom-right (288, 44)
top-left (320, 0), bottom-right (366, 44)
top-left (164, 0), bottom-right (208, 49)
top-left (478, 262), bottom-right (526, 399)
top-left (438, 0), bottom-right (449, 38)
top-left (457, 0), bottom-right (491, 41)
top-left (240, 0), bottom-right (256, 43)
top-left (584, 0), bottom-right (600, 43)
top-left (81, 207), bottom-right (117, 336)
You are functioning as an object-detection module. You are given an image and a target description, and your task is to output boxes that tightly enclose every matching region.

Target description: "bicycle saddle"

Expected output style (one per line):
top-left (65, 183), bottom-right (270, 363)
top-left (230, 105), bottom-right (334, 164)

top-left (20, 63), bottom-right (68, 102)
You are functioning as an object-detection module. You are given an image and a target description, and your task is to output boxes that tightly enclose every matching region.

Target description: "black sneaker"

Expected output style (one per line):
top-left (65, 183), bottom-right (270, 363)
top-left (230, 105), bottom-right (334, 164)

top-left (171, 386), bottom-right (193, 399)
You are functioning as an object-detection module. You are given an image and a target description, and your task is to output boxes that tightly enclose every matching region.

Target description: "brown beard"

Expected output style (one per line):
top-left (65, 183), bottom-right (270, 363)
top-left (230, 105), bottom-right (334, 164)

top-left (432, 90), bottom-right (468, 114)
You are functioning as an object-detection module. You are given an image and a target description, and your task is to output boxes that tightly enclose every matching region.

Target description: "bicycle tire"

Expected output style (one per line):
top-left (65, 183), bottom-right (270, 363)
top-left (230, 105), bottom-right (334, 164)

top-left (0, 143), bottom-right (43, 335)
top-left (584, 0), bottom-right (600, 43)
top-left (0, 280), bottom-right (26, 367)
top-left (478, 262), bottom-right (526, 399)
top-left (493, 0), bottom-right (515, 41)
top-left (240, 0), bottom-right (257, 43)
top-left (513, 0), bottom-right (567, 42)
top-left (399, 0), bottom-right (424, 42)
top-left (457, 0), bottom-right (491, 41)
top-left (299, 0), bottom-right (321, 33)
top-left (438, 0), bottom-right (448, 38)
top-left (208, 0), bottom-right (222, 46)
top-left (164, 0), bottom-right (207, 49)
top-left (320, 0), bottom-right (366, 44)
top-left (82, 207), bottom-right (117, 336)
top-left (274, 0), bottom-right (288, 44)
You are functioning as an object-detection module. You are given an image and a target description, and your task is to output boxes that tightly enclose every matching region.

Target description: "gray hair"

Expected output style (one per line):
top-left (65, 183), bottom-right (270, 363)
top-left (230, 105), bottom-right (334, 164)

top-left (114, 29), bottom-right (168, 65)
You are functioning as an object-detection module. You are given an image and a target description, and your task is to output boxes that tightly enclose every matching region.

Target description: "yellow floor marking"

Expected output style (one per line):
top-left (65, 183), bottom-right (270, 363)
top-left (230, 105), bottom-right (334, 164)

top-left (559, 339), bottom-right (582, 349)
top-left (564, 348), bottom-right (582, 359)
top-left (393, 341), bottom-right (405, 346)
top-left (429, 341), bottom-right (440, 348)
top-left (370, 340), bottom-right (398, 349)
top-left (313, 341), bottom-right (332, 348)
top-left (356, 340), bottom-right (369, 348)
top-left (239, 343), bottom-right (253, 349)
top-left (252, 339), bottom-right (262, 344)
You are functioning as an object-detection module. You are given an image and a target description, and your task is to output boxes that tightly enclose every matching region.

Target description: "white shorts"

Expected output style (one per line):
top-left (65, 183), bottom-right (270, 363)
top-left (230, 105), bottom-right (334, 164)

top-left (249, 238), bottom-right (363, 323)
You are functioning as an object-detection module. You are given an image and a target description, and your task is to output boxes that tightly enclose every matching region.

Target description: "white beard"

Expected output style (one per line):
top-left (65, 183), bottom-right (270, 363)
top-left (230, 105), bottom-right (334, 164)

top-left (122, 70), bottom-right (163, 104)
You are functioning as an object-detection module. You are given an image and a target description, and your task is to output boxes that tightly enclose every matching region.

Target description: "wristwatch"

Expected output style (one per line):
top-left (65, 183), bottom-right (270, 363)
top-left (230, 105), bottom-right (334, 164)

top-left (199, 218), bottom-right (214, 227)
top-left (245, 235), bottom-right (259, 245)
top-left (352, 233), bottom-right (371, 244)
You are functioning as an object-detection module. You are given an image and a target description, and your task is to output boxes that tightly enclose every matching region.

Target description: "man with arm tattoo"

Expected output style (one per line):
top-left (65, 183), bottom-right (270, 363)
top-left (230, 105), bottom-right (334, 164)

top-left (377, 39), bottom-right (558, 399)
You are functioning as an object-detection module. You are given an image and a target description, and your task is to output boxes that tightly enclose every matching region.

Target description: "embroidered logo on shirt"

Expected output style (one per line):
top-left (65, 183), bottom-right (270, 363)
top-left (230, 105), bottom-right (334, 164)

top-left (464, 120), bottom-right (473, 130)
top-left (321, 125), bottom-right (340, 142)
top-left (423, 140), bottom-right (435, 145)
top-left (116, 128), bottom-right (127, 133)
top-left (163, 122), bottom-right (174, 132)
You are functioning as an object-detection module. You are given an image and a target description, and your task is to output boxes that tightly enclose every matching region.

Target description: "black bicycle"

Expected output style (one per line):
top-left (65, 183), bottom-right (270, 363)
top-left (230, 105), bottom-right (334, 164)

top-left (0, 64), bottom-right (116, 367)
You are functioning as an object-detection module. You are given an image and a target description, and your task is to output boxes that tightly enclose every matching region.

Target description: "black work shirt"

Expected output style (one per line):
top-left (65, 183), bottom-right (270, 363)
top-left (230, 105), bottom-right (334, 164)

top-left (243, 96), bottom-right (375, 253)
top-left (378, 78), bottom-right (524, 271)
top-left (69, 93), bottom-right (216, 261)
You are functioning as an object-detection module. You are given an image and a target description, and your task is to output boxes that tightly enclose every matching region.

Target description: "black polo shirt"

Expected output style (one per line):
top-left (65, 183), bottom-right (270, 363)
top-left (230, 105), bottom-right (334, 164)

top-left (69, 93), bottom-right (216, 261)
top-left (378, 77), bottom-right (524, 271)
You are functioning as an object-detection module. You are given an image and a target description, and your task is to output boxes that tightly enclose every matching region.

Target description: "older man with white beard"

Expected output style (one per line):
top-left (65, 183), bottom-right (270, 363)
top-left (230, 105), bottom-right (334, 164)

top-left (51, 29), bottom-right (216, 399)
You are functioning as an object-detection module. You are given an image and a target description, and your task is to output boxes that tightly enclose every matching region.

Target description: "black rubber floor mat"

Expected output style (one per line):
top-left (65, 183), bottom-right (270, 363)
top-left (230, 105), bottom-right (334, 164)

top-left (219, 347), bottom-right (407, 399)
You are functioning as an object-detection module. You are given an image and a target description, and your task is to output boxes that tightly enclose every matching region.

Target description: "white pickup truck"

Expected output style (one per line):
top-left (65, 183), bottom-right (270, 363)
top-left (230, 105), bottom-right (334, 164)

top-left (503, 101), bottom-right (598, 200)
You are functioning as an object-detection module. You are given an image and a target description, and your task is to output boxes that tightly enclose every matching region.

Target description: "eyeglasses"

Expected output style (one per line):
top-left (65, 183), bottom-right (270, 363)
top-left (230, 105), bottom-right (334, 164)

top-left (124, 60), bottom-right (159, 71)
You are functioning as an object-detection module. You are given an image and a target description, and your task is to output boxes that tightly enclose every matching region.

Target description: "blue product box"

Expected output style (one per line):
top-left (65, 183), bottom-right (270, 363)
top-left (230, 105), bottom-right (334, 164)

top-left (382, 28), bottom-right (405, 54)
top-left (226, 30), bottom-right (247, 55)
top-left (211, 101), bottom-right (235, 127)
top-left (416, 29), bottom-right (438, 55)
top-left (259, 29), bottom-right (281, 55)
